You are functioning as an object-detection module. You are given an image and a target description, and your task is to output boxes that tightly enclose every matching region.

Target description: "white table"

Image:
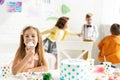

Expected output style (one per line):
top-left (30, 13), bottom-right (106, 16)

top-left (2, 66), bottom-right (119, 80)
top-left (0, 75), bottom-right (25, 80)
top-left (0, 70), bottom-right (60, 80)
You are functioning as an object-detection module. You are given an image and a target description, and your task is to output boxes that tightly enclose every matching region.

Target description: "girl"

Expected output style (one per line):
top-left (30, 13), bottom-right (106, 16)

top-left (12, 26), bottom-right (48, 75)
top-left (42, 16), bottom-right (80, 68)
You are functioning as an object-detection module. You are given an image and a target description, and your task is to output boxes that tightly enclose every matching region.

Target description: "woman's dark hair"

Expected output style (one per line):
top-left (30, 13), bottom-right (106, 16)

top-left (110, 23), bottom-right (120, 35)
top-left (55, 16), bottom-right (69, 29)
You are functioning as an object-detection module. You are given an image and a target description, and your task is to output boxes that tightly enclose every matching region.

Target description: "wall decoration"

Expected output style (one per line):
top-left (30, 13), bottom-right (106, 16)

top-left (0, 0), bottom-right (4, 5)
top-left (46, 17), bottom-right (58, 20)
top-left (44, 0), bottom-right (51, 4)
top-left (61, 4), bottom-right (70, 14)
top-left (8, 2), bottom-right (22, 12)
top-left (47, 4), bottom-right (71, 20)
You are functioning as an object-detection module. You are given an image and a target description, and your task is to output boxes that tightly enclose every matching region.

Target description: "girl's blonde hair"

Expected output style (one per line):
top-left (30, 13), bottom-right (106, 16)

top-left (13, 26), bottom-right (45, 66)
top-left (86, 13), bottom-right (93, 19)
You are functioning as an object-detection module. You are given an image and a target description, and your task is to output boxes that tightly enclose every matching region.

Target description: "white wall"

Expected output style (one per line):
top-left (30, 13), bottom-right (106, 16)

top-left (0, 0), bottom-right (120, 64)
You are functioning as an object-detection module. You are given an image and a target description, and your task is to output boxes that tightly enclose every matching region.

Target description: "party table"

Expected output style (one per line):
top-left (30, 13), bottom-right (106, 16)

top-left (0, 65), bottom-right (120, 80)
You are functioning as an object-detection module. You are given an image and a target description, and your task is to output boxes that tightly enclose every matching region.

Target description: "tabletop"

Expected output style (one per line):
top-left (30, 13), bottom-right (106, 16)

top-left (0, 65), bottom-right (120, 80)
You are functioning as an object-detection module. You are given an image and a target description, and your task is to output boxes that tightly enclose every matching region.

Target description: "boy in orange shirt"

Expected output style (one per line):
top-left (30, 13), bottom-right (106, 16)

top-left (98, 23), bottom-right (120, 65)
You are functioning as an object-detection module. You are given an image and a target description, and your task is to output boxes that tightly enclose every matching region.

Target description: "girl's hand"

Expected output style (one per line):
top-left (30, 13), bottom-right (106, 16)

top-left (25, 46), bottom-right (35, 64)
top-left (77, 33), bottom-right (81, 37)
top-left (23, 67), bottom-right (31, 72)
top-left (25, 46), bottom-right (35, 56)
top-left (27, 68), bottom-right (32, 72)
top-left (25, 46), bottom-right (35, 68)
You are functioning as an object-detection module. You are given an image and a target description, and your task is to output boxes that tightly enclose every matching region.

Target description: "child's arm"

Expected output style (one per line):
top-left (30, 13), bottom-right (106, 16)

top-left (92, 25), bottom-right (99, 41)
top-left (80, 24), bottom-right (85, 36)
top-left (12, 51), bottom-right (34, 75)
top-left (27, 54), bottom-right (49, 72)
top-left (67, 29), bottom-right (81, 37)
top-left (98, 38), bottom-right (105, 50)
top-left (65, 29), bottom-right (79, 36)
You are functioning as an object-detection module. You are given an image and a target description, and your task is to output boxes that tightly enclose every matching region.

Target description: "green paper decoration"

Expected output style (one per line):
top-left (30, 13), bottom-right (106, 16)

top-left (46, 4), bottom-right (71, 20)
top-left (61, 4), bottom-right (70, 14)
top-left (47, 17), bottom-right (58, 20)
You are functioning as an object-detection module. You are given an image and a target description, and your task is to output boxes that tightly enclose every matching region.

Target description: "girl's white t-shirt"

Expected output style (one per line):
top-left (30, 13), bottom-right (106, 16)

top-left (57, 30), bottom-right (64, 41)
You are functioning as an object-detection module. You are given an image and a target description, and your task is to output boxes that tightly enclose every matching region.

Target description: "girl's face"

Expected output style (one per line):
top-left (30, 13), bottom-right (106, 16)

top-left (23, 28), bottom-right (38, 47)
top-left (64, 22), bottom-right (68, 29)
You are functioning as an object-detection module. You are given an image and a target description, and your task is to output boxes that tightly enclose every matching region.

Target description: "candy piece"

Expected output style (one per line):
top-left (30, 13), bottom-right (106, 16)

top-left (1, 65), bottom-right (10, 78)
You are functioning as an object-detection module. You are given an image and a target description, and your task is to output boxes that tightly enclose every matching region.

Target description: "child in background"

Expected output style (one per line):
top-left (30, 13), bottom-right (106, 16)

top-left (41, 16), bottom-right (80, 69)
top-left (12, 26), bottom-right (48, 75)
top-left (98, 23), bottom-right (120, 65)
top-left (80, 13), bottom-right (98, 59)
